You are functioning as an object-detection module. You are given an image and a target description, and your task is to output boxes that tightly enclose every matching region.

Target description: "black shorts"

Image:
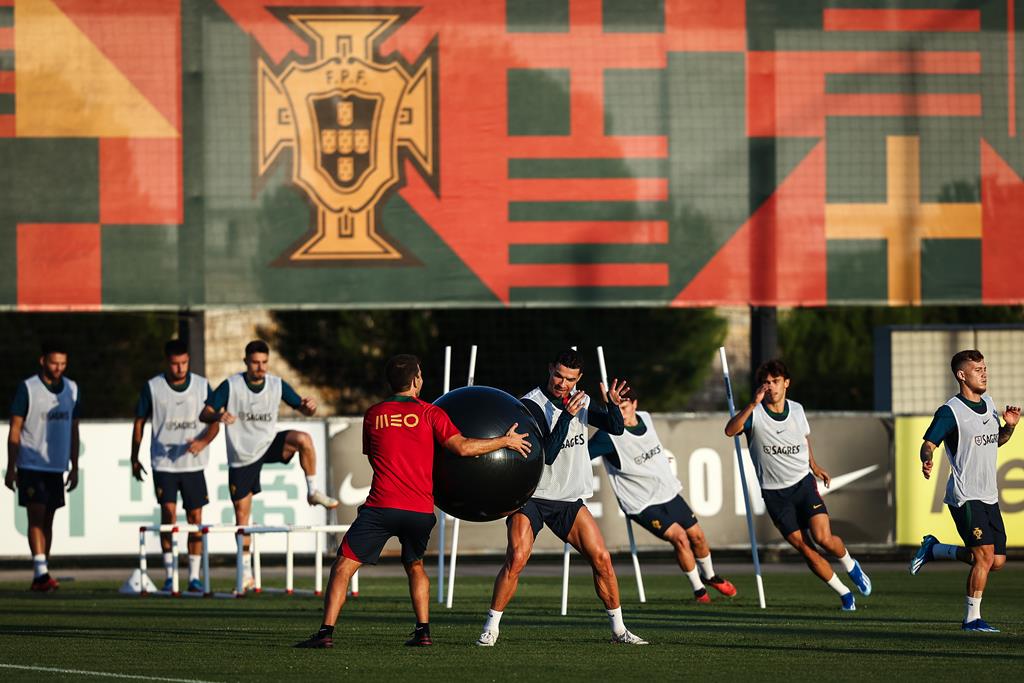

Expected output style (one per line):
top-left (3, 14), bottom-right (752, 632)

top-left (16, 469), bottom-right (65, 510)
top-left (340, 506), bottom-right (436, 565)
top-left (511, 498), bottom-right (585, 543)
top-left (153, 470), bottom-right (208, 510)
top-left (949, 500), bottom-right (1007, 555)
top-left (628, 495), bottom-right (698, 539)
top-left (761, 473), bottom-right (827, 537)
top-left (228, 431), bottom-right (292, 501)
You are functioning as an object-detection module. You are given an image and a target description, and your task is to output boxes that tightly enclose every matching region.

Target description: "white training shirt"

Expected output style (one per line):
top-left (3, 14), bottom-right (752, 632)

top-left (147, 373), bottom-right (211, 473)
top-left (224, 373), bottom-right (282, 467)
top-left (523, 387), bottom-right (593, 502)
top-left (604, 411), bottom-right (682, 514)
top-left (747, 400), bottom-right (812, 490)
top-left (943, 394), bottom-right (1000, 506)
top-left (16, 375), bottom-right (78, 473)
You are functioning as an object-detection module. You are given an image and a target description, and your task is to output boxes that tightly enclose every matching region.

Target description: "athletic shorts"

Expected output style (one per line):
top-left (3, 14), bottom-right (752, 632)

top-left (16, 468), bottom-right (65, 510)
top-left (228, 431), bottom-right (292, 501)
top-left (340, 505), bottom-right (436, 565)
top-left (761, 473), bottom-right (827, 537)
top-left (949, 500), bottom-right (1007, 555)
top-left (628, 495), bottom-right (698, 539)
top-left (511, 498), bottom-right (585, 543)
top-left (153, 470), bottom-right (208, 510)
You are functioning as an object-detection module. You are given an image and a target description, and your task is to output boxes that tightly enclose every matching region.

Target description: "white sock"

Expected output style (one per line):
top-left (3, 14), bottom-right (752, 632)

top-left (696, 554), bottom-right (715, 580)
top-left (32, 554), bottom-right (48, 578)
top-left (934, 543), bottom-right (960, 560)
top-left (188, 554), bottom-right (202, 581)
top-left (305, 476), bottom-right (317, 498)
top-left (684, 567), bottom-right (704, 592)
top-left (965, 595), bottom-right (982, 622)
top-left (606, 606), bottom-right (626, 636)
top-left (483, 609), bottom-right (503, 633)
top-left (838, 550), bottom-right (856, 573)
top-left (826, 573), bottom-right (851, 596)
top-left (163, 552), bottom-right (175, 579)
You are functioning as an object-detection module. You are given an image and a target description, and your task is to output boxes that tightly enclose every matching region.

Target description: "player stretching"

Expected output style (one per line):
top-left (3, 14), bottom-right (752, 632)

top-left (5, 341), bottom-right (80, 592)
top-left (296, 354), bottom-right (530, 648)
top-left (200, 340), bottom-right (338, 591)
top-left (590, 389), bottom-right (737, 604)
top-left (130, 339), bottom-right (220, 593)
top-left (724, 359), bottom-right (871, 611)
top-left (477, 348), bottom-right (646, 647)
top-left (910, 349), bottom-right (1018, 633)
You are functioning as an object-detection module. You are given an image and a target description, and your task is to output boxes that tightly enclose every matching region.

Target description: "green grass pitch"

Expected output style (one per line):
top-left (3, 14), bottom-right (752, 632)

top-left (1, 568), bottom-right (1022, 681)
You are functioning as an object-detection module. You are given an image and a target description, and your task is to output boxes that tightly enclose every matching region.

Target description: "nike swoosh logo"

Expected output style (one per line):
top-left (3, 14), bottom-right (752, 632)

top-left (818, 464), bottom-right (879, 497)
top-left (812, 503), bottom-right (823, 509)
top-left (776, 429), bottom-right (786, 434)
top-left (983, 419), bottom-right (990, 424)
top-left (339, 473), bottom-right (371, 506)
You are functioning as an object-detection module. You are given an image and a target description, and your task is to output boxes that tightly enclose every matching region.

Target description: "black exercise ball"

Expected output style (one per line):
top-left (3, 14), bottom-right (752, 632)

top-left (433, 386), bottom-right (545, 522)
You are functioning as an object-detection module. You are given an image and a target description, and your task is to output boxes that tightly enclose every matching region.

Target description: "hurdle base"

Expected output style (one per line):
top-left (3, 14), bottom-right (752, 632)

top-left (120, 569), bottom-right (159, 595)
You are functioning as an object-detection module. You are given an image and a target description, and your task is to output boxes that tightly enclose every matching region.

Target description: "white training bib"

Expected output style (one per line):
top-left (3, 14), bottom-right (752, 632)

top-left (523, 387), bottom-right (593, 502)
top-left (747, 400), bottom-right (811, 490)
top-left (944, 395), bottom-right (1000, 506)
top-left (148, 373), bottom-right (210, 473)
top-left (605, 411), bottom-right (681, 514)
top-left (224, 373), bottom-right (282, 467)
top-left (17, 375), bottom-right (78, 473)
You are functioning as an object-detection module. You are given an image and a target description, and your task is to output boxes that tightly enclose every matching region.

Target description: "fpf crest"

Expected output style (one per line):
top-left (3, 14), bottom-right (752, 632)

top-left (258, 10), bottom-right (435, 261)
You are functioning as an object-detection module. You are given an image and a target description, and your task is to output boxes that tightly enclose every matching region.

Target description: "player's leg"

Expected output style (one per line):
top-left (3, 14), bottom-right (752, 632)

top-left (661, 523), bottom-right (708, 602)
top-left (185, 508), bottom-right (204, 591)
top-left (477, 508), bottom-right (538, 646)
top-left (961, 502), bottom-right (1006, 631)
top-left (232, 492), bottom-right (254, 589)
top-left (159, 500), bottom-right (178, 590)
top-left (26, 502), bottom-right (52, 590)
top-left (784, 528), bottom-right (855, 610)
top-left (686, 523), bottom-right (737, 597)
top-left (807, 511), bottom-right (871, 596)
top-left (910, 534), bottom-right (972, 574)
top-left (398, 510), bottom-right (436, 646)
top-left (276, 430), bottom-right (338, 509)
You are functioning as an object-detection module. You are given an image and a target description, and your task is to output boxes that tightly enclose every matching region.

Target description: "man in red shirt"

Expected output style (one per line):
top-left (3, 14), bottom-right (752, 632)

top-left (296, 354), bottom-right (531, 649)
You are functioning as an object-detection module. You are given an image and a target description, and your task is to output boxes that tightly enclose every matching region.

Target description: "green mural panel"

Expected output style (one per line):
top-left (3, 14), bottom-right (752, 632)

top-left (827, 239), bottom-right (888, 304)
top-left (507, 69), bottom-right (571, 136)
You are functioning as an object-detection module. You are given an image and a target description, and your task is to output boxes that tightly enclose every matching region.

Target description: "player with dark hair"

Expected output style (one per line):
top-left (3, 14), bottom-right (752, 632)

top-left (5, 341), bottom-right (80, 591)
top-left (130, 339), bottom-right (220, 593)
top-left (725, 359), bottom-right (871, 610)
top-left (590, 389), bottom-right (737, 603)
top-left (296, 354), bottom-right (531, 648)
top-left (910, 349), bottom-right (1019, 632)
top-left (476, 348), bottom-right (647, 646)
top-left (200, 340), bottom-right (337, 591)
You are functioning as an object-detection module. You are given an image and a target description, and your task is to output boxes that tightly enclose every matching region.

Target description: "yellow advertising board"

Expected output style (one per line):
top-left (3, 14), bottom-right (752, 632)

top-left (896, 417), bottom-right (1024, 547)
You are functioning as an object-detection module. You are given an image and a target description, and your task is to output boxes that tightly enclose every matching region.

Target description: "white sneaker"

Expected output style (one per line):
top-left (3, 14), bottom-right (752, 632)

top-left (476, 630), bottom-right (498, 647)
top-left (307, 491), bottom-right (340, 509)
top-left (610, 629), bottom-right (648, 645)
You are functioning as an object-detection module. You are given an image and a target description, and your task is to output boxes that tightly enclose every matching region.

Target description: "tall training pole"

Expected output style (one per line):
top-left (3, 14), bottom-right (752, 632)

top-left (719, 347), bottom-right (767, 609)
top-left (561, 345), bottom-right (579, 616)
top-left (437, 346), bottom-right (452, 604)
top-left (597, 346), bottom-right (646, 604)
top-left (446, 345), bottom-right (476, 609)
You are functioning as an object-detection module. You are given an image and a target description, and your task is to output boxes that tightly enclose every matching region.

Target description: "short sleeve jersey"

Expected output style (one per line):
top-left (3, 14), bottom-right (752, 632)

top-left (362, 396), bottom-right (461, 514)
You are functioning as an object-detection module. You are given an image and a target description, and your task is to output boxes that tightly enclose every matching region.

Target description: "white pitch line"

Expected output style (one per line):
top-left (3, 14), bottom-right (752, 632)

top-left (0, 663), bottom-right (221, 683)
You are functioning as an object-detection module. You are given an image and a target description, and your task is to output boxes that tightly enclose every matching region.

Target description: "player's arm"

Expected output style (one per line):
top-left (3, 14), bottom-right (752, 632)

top-left (807, 439), bottom-right (830, 488)
top-left (200, 381), bottom-right (234, 424)
top-left (188, 421), bottom-right (220, 455)
top-left (524, 399), bottom-right (573, 465)
top-left (725, 383), bottom-right (768, 437)
top-left (587, 379), bottom-right (629, 435)
top-left (920, 440), bottom-right (938, 479)
top-left (5, 415), bottom-right (23, 491)
top-left (445, 423), bottom-right (532, 458)
top-left (282, 381), bottom-right (316, 417)
top-left (999, 405), bottom-right (1020, 446)
top-left (920, 405), bottom-right (954, 480)
top-left (130, 417), bottom-right (148, 481)
top-left (67, 418), bottom-right (80, 492)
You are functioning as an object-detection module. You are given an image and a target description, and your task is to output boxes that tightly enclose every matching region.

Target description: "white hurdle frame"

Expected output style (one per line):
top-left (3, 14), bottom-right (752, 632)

top-left (136, 524), bottom-right (209, 597)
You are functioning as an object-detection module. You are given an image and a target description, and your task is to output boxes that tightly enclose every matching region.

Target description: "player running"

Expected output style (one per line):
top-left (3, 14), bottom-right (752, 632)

top-left (590, 389), bottom-right (737, 604)
top-left (200, 340), bottom-right (338, 591)
top-left (130, 339), bottom-right (220, 593)
top-left (476, 348), bottom-right (647, 647)
top-left (295, 354), bottom-right (530, 648)
top-left (5, 341), bottom-right (80, 592)
top-left (724, 359), bottom-right (871, 611)
top-left (910, 349), bottom-right (1018, 632)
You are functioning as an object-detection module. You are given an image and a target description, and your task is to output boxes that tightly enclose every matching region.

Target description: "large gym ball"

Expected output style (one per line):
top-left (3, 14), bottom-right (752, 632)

top-left (433, 386), bottom-right (545, 522)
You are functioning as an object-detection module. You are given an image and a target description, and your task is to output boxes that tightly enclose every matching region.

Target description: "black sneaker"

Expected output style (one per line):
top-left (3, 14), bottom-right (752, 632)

top-left (294, 632), bottom-right (334, 649)
top-left (405, 628), bottom-right (432, 647)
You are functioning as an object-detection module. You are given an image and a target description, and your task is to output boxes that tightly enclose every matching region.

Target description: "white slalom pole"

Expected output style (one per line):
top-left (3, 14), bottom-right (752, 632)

top-left (597, 345), bottom-right (646, 603)
top-left (438, 345), bottom-right (452, 604)
top-left (447, 345), bottom-right (477, 609)
top-left (234, 529), bottom-right (245, 596)
top-left (285, 530), bottom-right (294, 595)
top-left (560, 543), bottom-right (570, 615)
top-left (315, 531), bottom-right (324, 596)
top-left (719, 347), bottom-right (767, 609)
top-left (170, 526), bottom-right (181, 596)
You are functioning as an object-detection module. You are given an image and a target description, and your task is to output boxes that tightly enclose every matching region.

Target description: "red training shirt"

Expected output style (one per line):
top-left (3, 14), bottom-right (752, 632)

top-left (362, 396), bottom-right (461, 514)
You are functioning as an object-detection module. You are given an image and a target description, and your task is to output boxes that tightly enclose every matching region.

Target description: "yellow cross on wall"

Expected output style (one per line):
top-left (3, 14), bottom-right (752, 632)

top-left (825, 135), bottom-right (981, 304)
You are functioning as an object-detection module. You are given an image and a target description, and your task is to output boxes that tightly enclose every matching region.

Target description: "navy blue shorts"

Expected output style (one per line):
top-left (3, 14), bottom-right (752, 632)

top-left (153, 470), bottom-right (208, 510)
top-left (628, 495), bottom-right (698, 539)
top-left (511, 498), bottom-right (585, 543)
top-left (761, 473), bottom-right (827, 537)
top-left (949, 500), bottom-right (1007, 555)
top-left (16, 469), bottom-right (65, 510)
top-left (340, 506), bottom-right (436, 565)
top-left (228, 431), bottom-right (291, 501)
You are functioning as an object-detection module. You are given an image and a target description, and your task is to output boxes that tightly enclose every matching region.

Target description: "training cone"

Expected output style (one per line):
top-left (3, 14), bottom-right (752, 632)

top-left (120, 569), bottom-right (159, 594)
